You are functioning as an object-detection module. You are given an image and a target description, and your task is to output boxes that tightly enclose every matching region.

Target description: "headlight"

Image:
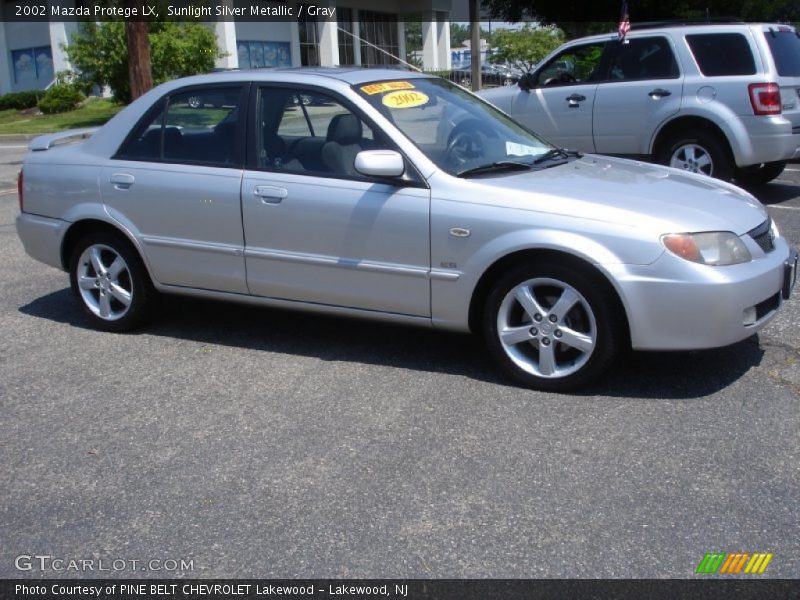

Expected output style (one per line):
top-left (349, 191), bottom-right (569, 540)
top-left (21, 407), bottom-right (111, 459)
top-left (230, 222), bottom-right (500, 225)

top-left (662, 232), bottom-right (752, 265)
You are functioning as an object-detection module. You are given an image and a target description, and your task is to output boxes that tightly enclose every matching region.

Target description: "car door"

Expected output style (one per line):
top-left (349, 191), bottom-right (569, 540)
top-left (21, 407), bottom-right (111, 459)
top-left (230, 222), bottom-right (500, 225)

top-left (101, 84), bottom-right (248, 293)
top-left (241, 85), bottom-right (431, 317)
top-left (511, 41), bottom-right (610, 152)
top-left (592, 36), bottom-right (683, 155)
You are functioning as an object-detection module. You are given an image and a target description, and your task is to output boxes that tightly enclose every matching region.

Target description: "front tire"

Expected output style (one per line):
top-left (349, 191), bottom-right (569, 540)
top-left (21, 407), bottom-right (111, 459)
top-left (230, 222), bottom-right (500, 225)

top-left (483, 262), bottom-right (623, 392)
top-left (657, 130), bottom-right (734, 181)
top-left (734, 161), bottom-right (786, 186)
top-left (69, 232), bottom-right (156, 332)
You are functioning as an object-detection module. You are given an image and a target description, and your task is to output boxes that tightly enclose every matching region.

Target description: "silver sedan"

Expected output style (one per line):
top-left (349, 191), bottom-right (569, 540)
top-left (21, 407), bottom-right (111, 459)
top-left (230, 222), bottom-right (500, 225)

top-left (15, 69), bottom-right (798, 391)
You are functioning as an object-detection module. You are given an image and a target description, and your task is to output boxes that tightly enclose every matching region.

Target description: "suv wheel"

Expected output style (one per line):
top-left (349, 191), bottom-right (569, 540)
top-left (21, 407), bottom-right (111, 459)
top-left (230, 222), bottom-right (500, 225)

top-left (734, 161), bottom-right (786, 186)
top-left (69, 233), bottom-right (156, 332)
top-left (483, 262), bottom-right (623, 392)
top-left (658, 130), bottom-right (733, 181)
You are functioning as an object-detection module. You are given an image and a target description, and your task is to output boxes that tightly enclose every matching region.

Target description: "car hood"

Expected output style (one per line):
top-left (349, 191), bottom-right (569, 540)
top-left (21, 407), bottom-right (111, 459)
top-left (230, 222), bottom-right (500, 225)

top-left (454, 155), bottom-right (768, 235)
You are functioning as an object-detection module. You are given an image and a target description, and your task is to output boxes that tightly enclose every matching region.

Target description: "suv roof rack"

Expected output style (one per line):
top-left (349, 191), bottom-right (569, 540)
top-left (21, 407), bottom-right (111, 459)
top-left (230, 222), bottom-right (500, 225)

top-left (629, 18), bottom-right (744, 31)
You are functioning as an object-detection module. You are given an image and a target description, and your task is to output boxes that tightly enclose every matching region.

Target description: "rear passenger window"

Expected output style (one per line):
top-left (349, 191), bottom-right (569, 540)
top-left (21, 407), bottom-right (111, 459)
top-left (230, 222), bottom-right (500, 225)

top-left (116, 85), bottom-right (243, 166)
top-left (608, 37), bottom-right (679, 81)
top-left (686, 33), bottom-right (756, 76)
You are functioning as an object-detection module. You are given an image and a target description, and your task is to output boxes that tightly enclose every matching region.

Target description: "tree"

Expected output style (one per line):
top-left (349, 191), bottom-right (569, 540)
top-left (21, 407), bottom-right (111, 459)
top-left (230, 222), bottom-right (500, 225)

top-left (450, 23), bottom-right (471, 47)
top-left (482, 0), bottom-right (800, 38)
top-left (65, 22), bottom-right (225, 104)
top-left (489, 25), bottom-right (564, 72)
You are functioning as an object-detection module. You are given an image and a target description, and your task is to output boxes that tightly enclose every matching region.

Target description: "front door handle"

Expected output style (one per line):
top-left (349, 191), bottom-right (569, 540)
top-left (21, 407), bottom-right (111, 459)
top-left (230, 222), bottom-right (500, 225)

top-left (254, 185), bottom-right (288, 204)
top-left (648, 88), bottom-right (672, 98)
top-left (566, 93), bottom-right (586, 107)
top-left (110, 173), bottom-right (135, 189)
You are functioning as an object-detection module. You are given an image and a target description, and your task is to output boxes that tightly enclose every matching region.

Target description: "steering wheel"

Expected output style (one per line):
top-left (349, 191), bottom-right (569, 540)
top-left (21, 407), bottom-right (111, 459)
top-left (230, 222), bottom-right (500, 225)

top-left (444, 119), bottom-right (495, 168)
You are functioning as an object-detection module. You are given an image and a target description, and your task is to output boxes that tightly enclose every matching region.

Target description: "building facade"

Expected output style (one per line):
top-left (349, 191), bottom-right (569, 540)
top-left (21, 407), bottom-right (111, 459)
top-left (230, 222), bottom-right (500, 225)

top-left (0, 0), bottom-right (456, 94)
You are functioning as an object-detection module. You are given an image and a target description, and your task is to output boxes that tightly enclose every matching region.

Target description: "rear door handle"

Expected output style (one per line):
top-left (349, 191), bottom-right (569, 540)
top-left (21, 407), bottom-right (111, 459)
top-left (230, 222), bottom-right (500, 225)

top-left (566, 93), bottom-right (586, 107)
top-left (648, 88), bottom-right (672, 98)
top-left (254, 185), bottom-right (288, 204)
top-left (110, 173), bottom-right (135, 189)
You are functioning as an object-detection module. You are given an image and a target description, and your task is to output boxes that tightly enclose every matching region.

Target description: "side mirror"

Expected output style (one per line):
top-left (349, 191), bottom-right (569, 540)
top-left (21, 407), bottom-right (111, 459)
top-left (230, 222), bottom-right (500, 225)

top-left (518, 72), bottom-right (536, 92)
top-left (354, 150), bottom-right (405, 178)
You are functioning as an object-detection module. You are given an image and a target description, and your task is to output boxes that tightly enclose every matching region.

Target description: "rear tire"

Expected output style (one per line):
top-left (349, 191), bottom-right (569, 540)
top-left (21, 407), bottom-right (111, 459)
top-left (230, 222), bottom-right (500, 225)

top-left (657, 129), bottom-right (734, 181)
top-left (482, 262), bottom-right (624, 392)
top-left (734, 161), bottom-right (786, 186)
top-left (68, 232), bottom-right (156, 332)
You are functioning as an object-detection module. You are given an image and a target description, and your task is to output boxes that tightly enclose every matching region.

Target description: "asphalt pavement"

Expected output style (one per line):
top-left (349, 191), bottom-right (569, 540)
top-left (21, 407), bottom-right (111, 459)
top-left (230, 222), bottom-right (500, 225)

top-left (1, 144), bottom-right (798, 578)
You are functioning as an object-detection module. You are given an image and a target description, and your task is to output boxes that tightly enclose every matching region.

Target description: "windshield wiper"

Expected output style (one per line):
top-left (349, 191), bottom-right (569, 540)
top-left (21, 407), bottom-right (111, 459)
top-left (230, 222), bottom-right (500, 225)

top-left (456, 160), bottom-right (534, 177)
top-left (533, 148), bottom-right (583, 165)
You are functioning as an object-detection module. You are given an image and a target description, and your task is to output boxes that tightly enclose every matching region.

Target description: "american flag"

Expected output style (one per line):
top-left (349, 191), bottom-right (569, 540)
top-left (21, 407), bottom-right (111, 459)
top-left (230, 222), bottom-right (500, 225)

top-left (618, 1), bottom-right (631, 42)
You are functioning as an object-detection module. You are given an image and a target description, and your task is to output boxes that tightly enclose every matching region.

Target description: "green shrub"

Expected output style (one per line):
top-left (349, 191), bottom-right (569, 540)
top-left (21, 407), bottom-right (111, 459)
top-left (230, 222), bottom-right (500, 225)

top-left (37, 84), bottom-right (84, 114)
top-left (0, 90), bottom-right (42, 111)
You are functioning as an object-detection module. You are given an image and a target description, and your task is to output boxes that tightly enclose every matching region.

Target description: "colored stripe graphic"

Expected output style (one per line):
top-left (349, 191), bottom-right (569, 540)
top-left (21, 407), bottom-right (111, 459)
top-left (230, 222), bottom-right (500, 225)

top-left (697, 553), bottom-right (773, 574)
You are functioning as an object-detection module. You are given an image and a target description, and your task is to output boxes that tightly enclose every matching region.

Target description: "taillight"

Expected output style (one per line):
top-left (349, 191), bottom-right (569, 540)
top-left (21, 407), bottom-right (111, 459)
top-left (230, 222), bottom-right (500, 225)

top-left (748, 83), bottom-right (781, 115)
top-left (17, 168), bottom-right (23, 212)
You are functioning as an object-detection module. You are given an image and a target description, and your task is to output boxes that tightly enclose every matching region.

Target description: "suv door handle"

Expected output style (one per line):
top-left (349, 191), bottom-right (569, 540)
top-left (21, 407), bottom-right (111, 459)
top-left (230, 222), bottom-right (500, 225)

top-left (566, 93), bottom-right (587, 104)
top-left (254, 185), bottom-right (288, 204)
top-left (648, 88), bottom-right (672, 98)
top-left (110, 173), bottom-right (135, 189)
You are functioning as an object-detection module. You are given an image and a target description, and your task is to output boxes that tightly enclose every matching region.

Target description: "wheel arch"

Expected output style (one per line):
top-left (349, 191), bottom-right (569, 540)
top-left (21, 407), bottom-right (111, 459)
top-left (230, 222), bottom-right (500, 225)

top-left (467, 248), bottom-right (631, 347)
top-left (61, 218), bottom-right (150, 278)
top-left (650, 114), bottom-right (739, 164)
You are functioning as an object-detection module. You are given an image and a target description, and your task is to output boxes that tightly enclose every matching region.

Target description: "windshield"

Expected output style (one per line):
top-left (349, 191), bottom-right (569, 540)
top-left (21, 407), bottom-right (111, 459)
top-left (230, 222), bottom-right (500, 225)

top-left (354, 78), bottom-right (553, 176)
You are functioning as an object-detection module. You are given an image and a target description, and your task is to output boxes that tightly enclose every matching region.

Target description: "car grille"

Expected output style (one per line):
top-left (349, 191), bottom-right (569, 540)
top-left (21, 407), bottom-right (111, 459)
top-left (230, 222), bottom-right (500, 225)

top-left (748, 218), bottom-right (775, 254)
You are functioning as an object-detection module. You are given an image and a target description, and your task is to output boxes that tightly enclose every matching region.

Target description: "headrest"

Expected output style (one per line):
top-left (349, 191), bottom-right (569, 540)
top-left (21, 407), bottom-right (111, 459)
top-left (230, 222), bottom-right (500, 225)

top-left (326, 113), bottom-right (362, 145)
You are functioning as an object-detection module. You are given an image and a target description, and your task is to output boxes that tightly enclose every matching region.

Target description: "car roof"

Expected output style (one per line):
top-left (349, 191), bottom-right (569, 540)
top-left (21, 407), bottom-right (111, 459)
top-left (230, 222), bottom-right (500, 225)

top-left (166, 67), bottom-right (434, 88)
top-left (568, 21), bottom-right (794, 45)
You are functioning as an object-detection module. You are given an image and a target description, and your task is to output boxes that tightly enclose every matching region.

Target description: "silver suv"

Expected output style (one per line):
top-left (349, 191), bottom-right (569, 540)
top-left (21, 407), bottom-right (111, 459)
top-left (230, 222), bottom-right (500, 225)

top-left (480, 22), bottom-right (800, 184)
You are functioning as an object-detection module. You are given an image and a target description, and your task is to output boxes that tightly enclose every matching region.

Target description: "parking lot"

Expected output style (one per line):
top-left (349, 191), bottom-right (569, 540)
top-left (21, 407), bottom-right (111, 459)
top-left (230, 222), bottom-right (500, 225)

top-left (1, 142), bottom-right (798, 578)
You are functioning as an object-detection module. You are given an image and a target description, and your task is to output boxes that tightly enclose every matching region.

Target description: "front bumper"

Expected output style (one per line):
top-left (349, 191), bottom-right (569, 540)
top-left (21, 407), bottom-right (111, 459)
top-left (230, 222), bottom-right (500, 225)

top-left (607, 237), bottom-right (795, 350)
top-left (16, 212), bottom-right (68, 270)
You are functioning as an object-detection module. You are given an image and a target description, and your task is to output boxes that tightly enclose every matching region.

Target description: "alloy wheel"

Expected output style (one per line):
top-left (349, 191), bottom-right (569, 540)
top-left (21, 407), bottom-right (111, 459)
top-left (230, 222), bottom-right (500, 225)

top-left (496, 278), bottom-right (597, 379)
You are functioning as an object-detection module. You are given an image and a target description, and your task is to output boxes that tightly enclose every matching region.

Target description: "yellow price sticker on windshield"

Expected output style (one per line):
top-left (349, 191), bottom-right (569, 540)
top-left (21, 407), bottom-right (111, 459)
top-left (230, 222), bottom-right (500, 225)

top-left (360, 81), bottom-right (415, 95)
top-left (382, 90), bottom-right (430, 109)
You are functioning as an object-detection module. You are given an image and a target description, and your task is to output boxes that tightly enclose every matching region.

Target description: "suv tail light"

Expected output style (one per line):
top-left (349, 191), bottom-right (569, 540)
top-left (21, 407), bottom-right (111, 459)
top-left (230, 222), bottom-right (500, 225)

top-left (17, 168), bottom-right (23, 212)
top-left (748, 83), bottom-right (781, 115)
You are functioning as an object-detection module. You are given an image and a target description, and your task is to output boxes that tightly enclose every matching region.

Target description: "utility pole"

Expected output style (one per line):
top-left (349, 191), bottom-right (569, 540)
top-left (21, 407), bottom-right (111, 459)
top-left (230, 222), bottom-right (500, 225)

top-left (125, 0), bottom-right (152, 101)
top-left (469, 0), bottom-right (481, 91)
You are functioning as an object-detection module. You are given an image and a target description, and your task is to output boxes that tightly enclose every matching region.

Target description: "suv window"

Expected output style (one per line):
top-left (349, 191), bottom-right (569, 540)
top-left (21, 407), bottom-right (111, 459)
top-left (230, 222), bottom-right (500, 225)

top-left (116, 85), bottom-right (243, 166)
top-left (608, 37), bottom-right (679, 81)
top-left (764, 29), bottom-right (800, 77)
top-left (686, 33), bottom-right (756, 76)
top-left (535, 42), bottom-right (606, 87)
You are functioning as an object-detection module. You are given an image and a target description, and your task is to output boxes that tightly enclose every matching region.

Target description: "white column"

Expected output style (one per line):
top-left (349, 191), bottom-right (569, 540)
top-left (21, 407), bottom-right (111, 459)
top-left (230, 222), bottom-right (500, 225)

top-left (352, 9), bottom-right (361, 66)
top-left (0, 24), bottom-right (12, 94)
top-left (437, 12), bottom-right (451, 69)
top-left (317, 0), bottom-right (339, 67)
top-left (46, 0), bottom-right (79, 78)
top-left (396, 18), bottom-right (406, 67)
top-left (290, 20), bottom-right (302, 67)
top-left (421, 11), bottom-right (439, 70)
top-left (214, 20), bottom-right (238, 70)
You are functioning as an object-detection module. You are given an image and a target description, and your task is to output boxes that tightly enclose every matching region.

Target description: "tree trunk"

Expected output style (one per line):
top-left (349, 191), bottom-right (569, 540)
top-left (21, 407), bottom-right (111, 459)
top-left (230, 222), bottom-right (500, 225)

top-left (469, 0), bottom-right (481, 91)
top-left (125, 16), bottom-right (152, 101)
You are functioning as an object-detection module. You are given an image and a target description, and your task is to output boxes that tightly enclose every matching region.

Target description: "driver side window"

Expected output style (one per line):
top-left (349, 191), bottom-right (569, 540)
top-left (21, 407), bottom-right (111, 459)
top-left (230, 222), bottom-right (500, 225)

top-left (534, 42), bottom-right (607, 87)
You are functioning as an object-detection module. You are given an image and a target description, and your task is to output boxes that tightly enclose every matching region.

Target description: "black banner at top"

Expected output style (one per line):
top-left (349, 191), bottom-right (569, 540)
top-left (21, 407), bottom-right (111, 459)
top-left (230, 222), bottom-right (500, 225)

top-left (1, 579), bottom-right (799, 600)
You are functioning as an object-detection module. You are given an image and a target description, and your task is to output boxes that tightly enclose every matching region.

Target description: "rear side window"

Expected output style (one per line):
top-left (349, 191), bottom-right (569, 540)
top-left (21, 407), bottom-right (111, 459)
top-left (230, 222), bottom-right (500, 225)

top-left (116, 85), bottom-right (244, 166)
top-left (608, 37), bottom-right (679, 81)
top-left (686, 33), bottom-right (756, 76)
top-left (764, 30), bottom-right (800, 76)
